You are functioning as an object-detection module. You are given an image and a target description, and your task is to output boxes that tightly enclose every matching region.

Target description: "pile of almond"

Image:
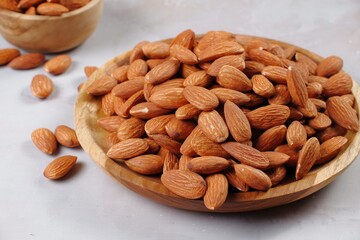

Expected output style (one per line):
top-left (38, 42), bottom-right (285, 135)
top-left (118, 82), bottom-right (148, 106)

top-left (0, 0), bottom-right (91, 16)
top-left (86, 30), bottom-right (359, 210)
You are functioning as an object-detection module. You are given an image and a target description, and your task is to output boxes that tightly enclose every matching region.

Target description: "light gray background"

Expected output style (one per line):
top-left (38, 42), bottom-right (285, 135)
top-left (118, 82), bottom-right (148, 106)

top-left (0, 0), bottom-right (359, 239)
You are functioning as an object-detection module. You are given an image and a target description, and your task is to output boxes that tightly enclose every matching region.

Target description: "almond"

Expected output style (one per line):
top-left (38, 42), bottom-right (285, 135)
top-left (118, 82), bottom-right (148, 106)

top-left (54, 125), bottom-right (79, 148)
top-left (149, 87), bottom-right (188, 109)
top-left (163, 151), bottom-right (179, 172)
top-left (129, 102), bottom-right (171, 119)
top-left (275, 144), bottom-right (299, 168)
top-left (234, 164), bottom-right (272, 191)
top-left (224, 166), bottom-right (249, 192)
top-left (246, 104), bottom-right (290, 130)
top-left (175, 104), bottom-right (202, 120)
top-left (31, 128), bottom-right (57, 154)
top-left (37, 2), bottom-right (69, 16)
top-left (316, 56), bottom-right (343, 77)
top-left (286, 121), bottom-right (307, 150)
top-left (113, 96), bottom-right (126, 116)
top-left (340, 94), bottom-right (355, 107)
top-left (161, 169), bottom-right (207, 199)
top-left (126, 154), bottom-right (164, 175)
top-left (198, 110), bottom-right (229, 143)
top-left (0, 0), bottom-right (22, 12)
top-left (143, 82), bottom-right (154, 102)
top-left (142, 42), bottom-right (170, 59)
top-left (295, 137), bottom-right (320, 180)
top-left (84, 66), bottom-right (98, 78)
top-left (286, 65), bottom-right (308, 107)
top-left (254, 125), bottom-right (287, 151)
top-left (111, 77), bottom-right (144, 99)
top-left (170, 44), bottom-right (198, 65)
top-left (322, 72), bottom-right (352, 97)
top-left (326, 96), bottom-right (359, 131)
top-left (261, 66), bottom-right (288, 84)
top-left (181, 64), bottom-right (201, 78)
top-left (117, 90), bottom-right (145, 118)
top-left (306, 82), bottom-right (323, 98)
top-left (207, 55), bottom-right (245, 76)
top-left (196, 31), bottom-right (234, 54)
top-left (59, 0), bottom-right (90, 10)
top-left (147, 59), bottom-right (166, 69)
top-left (171, 29), bottom-right (195, 49)
top-left (268, 84), bottom-right (291, 105)
top-left (107, 138), bottom-right (149, 160)
top-left (295, 52), bottom-right (318, 75)
top-left (0, 48), bottom-right (20, 65)
top-left (210, 88), bottom-right (250, 106)
top-left (151, 78), bottom-right (184, 94)
top-left (247, 48), bottom-right (284, 67)
top-left (165, 118), bottom-right (196, 141)
top-left (87, 75), bottom-right (117, 96)
top-left (44, 155), bottom-right (77, 180)
top-left (44, 54), bottom-right (72, 75)
top-left (183, 85), bottom-right (219, 111)
top-left (129, 41), bottom-right (149, 63)
top-left (262, 152), bottom-right (290, 169)
top-left (243, 61), bottom-right (265, 77)
top-left (217, 65), bottom-right (252, 91)
top-left (178, 155), bottom-right (192, 170)
top-left (190, 130), bottom-right (230, 158)
top-left (222, 142), bottom-right (269, 169)
top-left (9, 53), bottom-right (45, 70)
top-left (223, 100), bottom-right (252, 142)
top-left (183, 70), bottom-right (212, 87)
top-left (150, 134), bottom-right (181, 155)
top-left (101, 92), bottom-right (115, 116)
top-left (251, 74), bottom-right (275, 98)
top-left (288, 106), bottom-right (304, 121)
top-left (180, 126), bottom-right (201, 156)
top-left (145, 58), bottom-right (181, 84)
top-left (110, 65), bottom-right (129, 82)
top-left (144, 114), bottom-right (175, 135)
top-left (283, 46), bottom-right (297, 60)
top-left (188, 156), bottom-right (231, 174)
top-left (127, 59), bottom-right (148, 80)
top-left (30, 74), bottom-right (54, 99)
top-left (97, 116), bottom-right (126, 132)
top-left (297, 99), bottom-right (318, 118)
top-left (203, 174), bottom-right (228, 210)
top-left (197, 41), bottom-right (244, 62)
top-left (105, 132), bottom-right (120, 151)
top-left (304, 125), bottom-right (316, 137)
top-left (235, 35), bottom-right (270, 51)
top-left (117, 117), bottom-right (145, 141)
top-left (308, 113), bottom-right (332, 130)
top-left (316, 124), bottom-right (347, 143)
top-left (308, 75), bottom-right (328, 86)
top-left (317, 136), bottom-right (348, 165)
top-left (266, 165), bottom-right (287, 186)
top-left (144, 138), bottom-right (160, 154)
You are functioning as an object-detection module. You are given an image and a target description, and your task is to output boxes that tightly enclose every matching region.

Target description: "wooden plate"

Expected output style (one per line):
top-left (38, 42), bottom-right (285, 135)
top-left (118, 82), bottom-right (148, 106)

top-left (74, 35), bottom-right (360, 212)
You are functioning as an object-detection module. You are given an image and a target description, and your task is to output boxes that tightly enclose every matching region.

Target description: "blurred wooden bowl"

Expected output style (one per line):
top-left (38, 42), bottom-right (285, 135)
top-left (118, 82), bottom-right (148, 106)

top-left (74, 35), bottom-right (360, 212)
top-left (0, 0), bottom-right (104, 53)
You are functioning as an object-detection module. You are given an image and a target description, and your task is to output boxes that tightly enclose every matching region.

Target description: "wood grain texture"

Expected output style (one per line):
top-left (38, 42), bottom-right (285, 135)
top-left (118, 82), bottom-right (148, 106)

top-left (74, 35), bottom-right (360, 212)
top-left (0, 0), bottom-right (103, 53)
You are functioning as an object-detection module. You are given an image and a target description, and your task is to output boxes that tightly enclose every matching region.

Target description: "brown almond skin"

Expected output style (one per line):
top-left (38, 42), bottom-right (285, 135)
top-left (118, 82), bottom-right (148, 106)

top-left (254, 125), bottom-right (287, 151)
top-left (9, 53), bottom-right (45, 70)
top-left (317, 136), bottom-right (348, 165)
top-left (142, 42), bottom-right (170, 59)
top-left (175, 104), bottom-right (202, 120)
top-left (262, 152), bottom-right (290, 169)
top-left (0, 48), bottom-right (21, 65)
top-left (37, 2), bottom-right (69, 16)
top-left (190, 130), bottom-right (230, 158)
top-left (129, 102), bottom-right (172, 119)
top-left (171, 29), bottom-right (195, 49)
top-left (44, 155), bottom-right (77, 180)
top-left (275, 144), bottom-right (299, 168)
top-left (163, 151), bottom-right (179, 172)
top-left (266, 165), bottom-right (287, 186)
top-left (224, 100), bottom-right (252, 142)
top-left (316, 124), bottom-right (347, 143)
top-left (44, 54), bottom-right (72, 75)
top-left (107, 138), bottom-right (149, 160)
top-left (183, 70), bottom-right (212, 87)
top-left (322, 72), bottom-right (353, 97)
top-left (183, 85), bottom-right (219, 111)
top-left (161, 169), bottom-right (207, 199)
top-left (268, 84), bottom-right (291, 105)
top-left (197, 41), bottom-right (244, 62)
top-left (127, 59), bottom-right (148, 80)
top-left (204, 174), bottom-right (228, 210)
top-left (31, 128), bottom-right (57, 154)
top-left (150, 134), bottom-right (182, 155)
top-left (110, 65), bottom-right (129, 82)
top-left (129, 40), bottom-right (149, 63)
top-left (327, 96), bottom-right (359, 131)
top-left (308, 113), bottom-right (332, 130)
top-left (87, 75), bottom-right (118, 96)
top-left (234, 164), bottom-right (272, 191)
top-left (198, 110), bottom-right (229, 143)
top-left (211, 88), bottom-right (250, 106)
top-left (165, 118), bottom-right (196, 141)
top-left (246, 104), bottom-right (290, 130)
top-left (145, 58), bottom-right (181, 84)
top-left (117, 117), bottom-right (145, 141)
top-left (111, 77), bottom-right (144, 99)
top-left (251, 74), bottom-right (275, 98)
top-left (286, 65), bottom-right (308, 107)
top-left (224, 166), bottom-right (249, 192)
top-left (97, 116), bottom-right (126, 132)
top-left (170, 44), bottom-right (198, 65)
top-left (188, 156), bottom-right (231, 175)
top-left (295, 137), bottom-right (321, 180)
top-left (217, 65), bottom-right (253, 92)
top-left (55, 125), bottom-right (80, 148)
top-left (316, 56), bottom-right (343, 77)
top-left (149, 87), bottom-right (188, 109)
top-left (247, 48), bottom-right (283, 67)
top-left (286, 121), bottom-right (307, 150)
top-left (125, 155), bottom-right (164, 175)
top-left (30, 74), bottom-right (54, 99)
top-left (144, 114), bottom-right (175, 135)
top-left (261, 66), bottom-right (288, 84)
top-left (207, 55), bottom-right (245, 77)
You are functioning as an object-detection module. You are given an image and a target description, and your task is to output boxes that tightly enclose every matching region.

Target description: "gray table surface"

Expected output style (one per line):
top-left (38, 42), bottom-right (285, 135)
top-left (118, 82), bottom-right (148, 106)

top-left (1, 0), bottom-right (359, 239)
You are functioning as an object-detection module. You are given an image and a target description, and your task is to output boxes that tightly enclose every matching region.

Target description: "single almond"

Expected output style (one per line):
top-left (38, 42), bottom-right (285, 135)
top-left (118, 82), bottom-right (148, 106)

top-left (101, 92), bottom-right (115, 116)
top-left (286, 65), bottom-right (308, 107)
top-left (317, 136), bottom-right (348, 165)
top-left (44, 54), bottom-right (72, 75)
top-left (9, 53), bottom-right (45, 70)
top-left (59, 0), bottom-right (90, 10)
top-left (165, 118), bottom-right (196, 141)
top-left (110, 65), bottom-right (129, 82)
top-left (0, 48), bottom-right (20, 65)
top-left (322, 72), bottom-right (352, 97)
top-left (161, 169), bottom-right (206, 199)
top-left (190, 129), bottom-right (230, 158)
top-left (97, 116), bottom-right (126, 132)
top-left (295, 137), bottom-right (321, 180)
top-left (129, 102), bottom-right (171, 119)
top-left (275, 144), bottom-right (299, 168)
top-left (224, 166), bottom-right (249, 192)
top-left (286, 121), bottom-right (307, 150)
top-left (151, 78), bottom-right (184, 94)
top-left (37, 2), bottom-right (69, 16)
top-left (54, 125), bottom-right (79, 148)
top-left (308, 113), bottom-right (332, 130)
top-left (146, 59), bottom-right (167, 69)
top-left (262, 152), bottom-right (290, 169)
top-left (127, 59), bottom-right (148, 80)
top-left (197, 41), bottom-right (244, 62)
top-left (266, 165), bottom-right (287, 186)
top-left (203, 174), bottom-right (228, 210)
top-left (163, 151), bottom-right (179, 172)
top-left (144, 114), bottom-right (175, 135)
top-left (117, 117), bottom-right (145, 141)
top-left (283, 46), bottom-right (297, 60)
top-left (207, 55), bottom-right (245, 76)
top-left (111, 77), bottom-right (144, 99)
top-left (31, 128), bottom-right (57, 154)
top-left (181, 64), bottom-right (201, 78)
top-left (234, 164), bottom-right (272, 191)
top-left (129, 41), bottom-right (149, 63)
top-left (316, 124), bottom-right (347, 143)
top-left (255, 125), bottom-right (287, 151)
top-left (44, 155), bottom-right (77, 180)
top-left (180, 126), bottom-right (201, 156)
top-left (247, 48), bottom-right (283, 67)
top-left (149, 87), bottom-right (188, 109)
top-left (142, 42), bottom-right (170, 59)
top-left (243, 61), bottom-right (265, 77)
top-left (117, 90), bottom-right (145, 118)
top-left (84, 66), bottom-right (98, 78)
top-left (210, 88), bottom-right (250, 106)
top-left (307, 82), bottom-right (323, 98)
top-left (316, 56), bottom-right (343, 77)
top-left (296, 99), bottom-right (318, 118)
top-left (195, 31), bottom-right (234, 55)
top-left (188, 156), bottom-right (231, 175)
top-left (126, 154), bottom-right (164, 175)
top-left (30, 74), bottom-right (54, 99)
top-left (87, 75), bottom-right (117, 96)
top-left (295, 52), bottom-right (318, 75)
top-left (183, 70), bottom-right (212, 87)
top-left (175, 104), bottom-right (202, 120)
top-left (144, 138), bottom-right (160, 154)
top-left (268, 84), bottom-right (291, 105)
top-left (251, 74), bottom-right (275, 98)
top-left (246, 104), bottom-right (290, 130)
top-left (288, 106), bottom-right (304, 121)
top-left (327, 96), bottom-right (359, 131)
top-left (170, 44), bottom-right (198, 65)
top-left (261, 66), bottom-right (288, 84)
top-left (217, 65), bottom-right (252, 91)
top-left (150, 134), bottom-right (181, 155)
top-left (145, 58), bottom-right (181, 84)
top-left (222, 142), bottom-right (269, 169)
top-left (198, 110), bottom-right (229, 143)
top-left (178, 155), bottom-right (192, 170)
top-left (224, 100), bottom-right (252, 142)
top-left (171, 29), bottom-right (195, 49)
top-left (107, 138), bottom-right (149, 160)
top-left (183, 85), bottom-right (219, 111)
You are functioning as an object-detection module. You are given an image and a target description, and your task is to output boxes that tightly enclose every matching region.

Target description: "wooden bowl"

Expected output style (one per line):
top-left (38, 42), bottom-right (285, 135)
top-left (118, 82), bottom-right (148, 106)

top-left (74, 35), bottom-right (360, 212)
top-left (0, 0), bottom-right (104, 53)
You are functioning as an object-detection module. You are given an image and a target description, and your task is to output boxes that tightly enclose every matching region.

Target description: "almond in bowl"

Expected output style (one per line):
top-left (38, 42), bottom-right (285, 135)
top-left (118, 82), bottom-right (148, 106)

top-left (75, 30), bottom-right (360, 212)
